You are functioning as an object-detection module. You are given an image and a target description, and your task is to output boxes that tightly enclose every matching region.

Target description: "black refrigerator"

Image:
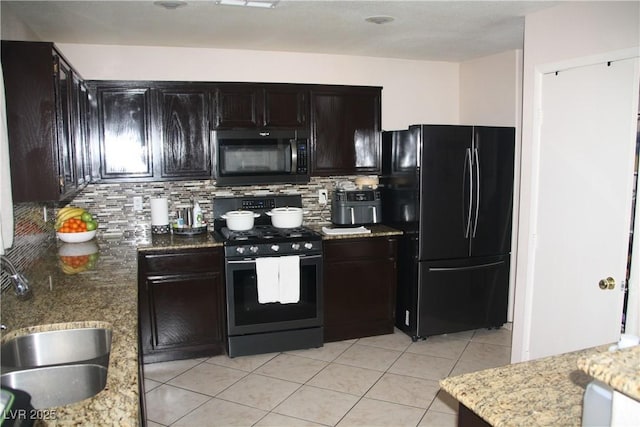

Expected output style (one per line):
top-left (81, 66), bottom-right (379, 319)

top-left (381, 125), bottom-right (515, 341)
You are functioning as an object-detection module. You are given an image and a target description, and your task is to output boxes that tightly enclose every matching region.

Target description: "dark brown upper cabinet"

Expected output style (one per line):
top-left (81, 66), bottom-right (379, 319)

top-left (157, 87), bottom-right (211, 178)
top-left (2, 41), bottom-right (88, 202)
top-left (213, 83), bottom-right (309, 130)
top-left (90, 82), bottom-right (213, 181)
top-left (310, 86), bottom-right (382, 176)
top-left (93, 84), bottom-right (154, 179)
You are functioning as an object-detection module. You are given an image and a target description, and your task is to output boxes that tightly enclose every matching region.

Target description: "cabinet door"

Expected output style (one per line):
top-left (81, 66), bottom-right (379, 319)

top-left (53, 55), bottom-right (76, 197)
top-left (96, 86), bottom-right (153, 178)
top-left (311, 87), bottom-right (381, 175)
top-left (158, 89), bottom-right (211, 178)
top-left (262, 85), bottom-right (308, 128)
top-left (323, 237), bottom-right (397, 342)
top-left (146, 273), bottom-right (224, 351)
top-left (213, 84), bottom-right (260, 128)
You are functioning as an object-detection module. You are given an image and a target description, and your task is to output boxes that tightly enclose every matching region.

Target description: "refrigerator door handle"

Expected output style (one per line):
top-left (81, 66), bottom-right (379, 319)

top-left (429, 260), bottom-right (504, 272)
top-left (472, 147), bottom-right (480, 237)
top-left (464, 148), bottom-right (473, 238)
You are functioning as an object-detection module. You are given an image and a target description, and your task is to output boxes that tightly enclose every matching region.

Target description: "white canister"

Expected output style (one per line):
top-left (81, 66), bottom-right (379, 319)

top-left (150, 198), bottom-right (169, 226)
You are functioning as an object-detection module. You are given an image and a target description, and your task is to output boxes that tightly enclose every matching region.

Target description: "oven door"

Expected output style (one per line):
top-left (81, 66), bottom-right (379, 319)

top-left (225, 253), bottom-right (323, 336)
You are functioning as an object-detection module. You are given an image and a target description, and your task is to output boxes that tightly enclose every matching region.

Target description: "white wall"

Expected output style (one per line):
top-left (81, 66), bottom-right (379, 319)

top-left (56, 43), bottom-right (460, 130)
top-left (459, 50), bottom-right (522, 126)
top-left (512, 1), bottom-right (640, 362)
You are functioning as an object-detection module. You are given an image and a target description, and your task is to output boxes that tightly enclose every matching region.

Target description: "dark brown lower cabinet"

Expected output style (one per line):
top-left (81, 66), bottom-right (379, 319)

top-left (323, 236), bottom-right (398, 342)
top-left (458, 404), bottom-right (491, 427)
top-left (138, 247), bottom-right (225, 363)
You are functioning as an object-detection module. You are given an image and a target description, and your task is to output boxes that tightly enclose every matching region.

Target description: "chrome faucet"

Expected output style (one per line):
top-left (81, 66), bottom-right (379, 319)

top-left (1, 255), bottom-right (32, 300)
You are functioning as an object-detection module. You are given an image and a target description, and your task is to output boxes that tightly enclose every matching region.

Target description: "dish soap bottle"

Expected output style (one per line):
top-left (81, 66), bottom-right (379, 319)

top-left (192, 201), bottom-right (203, 228)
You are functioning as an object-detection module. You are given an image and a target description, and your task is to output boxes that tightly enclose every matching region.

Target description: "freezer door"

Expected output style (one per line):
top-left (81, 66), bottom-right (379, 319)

top-left (470, 126), bottom-right (515, 257)
top-left (416, 255), bottom-right (509, 338)
top-left (417, 125), bottom-right (473, 260)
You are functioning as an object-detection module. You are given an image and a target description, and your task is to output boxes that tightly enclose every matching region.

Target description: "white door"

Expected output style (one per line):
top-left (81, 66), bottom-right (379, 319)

top-left (528, 57), bottom-right (639, 360)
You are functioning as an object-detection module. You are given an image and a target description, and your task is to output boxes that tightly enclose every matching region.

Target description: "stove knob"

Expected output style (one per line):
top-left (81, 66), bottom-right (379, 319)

top-left (304, 242), bottom-right (314, 250)
top-left (271, 244), bottom-right (280, 252)
top-left (291, 243), bottom-right (301, 250)
top-left (250, 246), bottom-right (259, 254)
top-left (236, 246), bottom-right (245, 254)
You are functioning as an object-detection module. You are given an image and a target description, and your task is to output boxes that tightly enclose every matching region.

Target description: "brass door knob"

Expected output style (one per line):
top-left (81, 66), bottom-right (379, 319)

top-left (599, 277), bottom-right (616, 290)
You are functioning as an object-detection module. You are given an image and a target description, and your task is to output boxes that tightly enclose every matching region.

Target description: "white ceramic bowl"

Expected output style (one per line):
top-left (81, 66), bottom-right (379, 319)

top-left (56, 230), bottom-right (97, 243)
top-left (266, 207), bottom-right (304, 228)
top-left (221, 210), bottom-right (260, 231)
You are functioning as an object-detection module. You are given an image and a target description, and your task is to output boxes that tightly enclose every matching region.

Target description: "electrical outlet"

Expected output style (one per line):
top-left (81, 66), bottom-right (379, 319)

top-left (318, 189), bottom-right (328, 205)
top-left (133, 196), bottom-right (143, 212)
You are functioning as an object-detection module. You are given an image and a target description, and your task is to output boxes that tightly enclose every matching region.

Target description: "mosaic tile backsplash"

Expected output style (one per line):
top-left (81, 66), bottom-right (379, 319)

top-left (3, 176), bottom-right (363, 286)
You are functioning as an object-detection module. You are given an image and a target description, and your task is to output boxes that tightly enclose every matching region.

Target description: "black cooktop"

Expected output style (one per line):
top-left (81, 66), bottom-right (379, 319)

top-left (219, 224), bottom-right (319, 242)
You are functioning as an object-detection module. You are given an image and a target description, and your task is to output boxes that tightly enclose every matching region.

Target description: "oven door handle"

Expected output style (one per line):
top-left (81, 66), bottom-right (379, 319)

top-left (227, 254), bottom-right (322, 264)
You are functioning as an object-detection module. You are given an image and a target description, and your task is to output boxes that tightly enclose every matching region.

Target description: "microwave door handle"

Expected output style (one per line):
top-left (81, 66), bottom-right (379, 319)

top-left (290, 140), bottom-right (298, 174)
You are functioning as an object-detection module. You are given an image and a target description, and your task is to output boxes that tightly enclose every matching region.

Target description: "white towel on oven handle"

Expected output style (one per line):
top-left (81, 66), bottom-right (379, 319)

top-left (256, 257), bottom-right (280, 303)
top-left (278, 255), bottom-right (300, 304)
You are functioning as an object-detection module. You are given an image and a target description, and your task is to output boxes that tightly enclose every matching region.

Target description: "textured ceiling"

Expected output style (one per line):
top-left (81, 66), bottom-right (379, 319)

top-left (1, 0), bottom-right (558, 62)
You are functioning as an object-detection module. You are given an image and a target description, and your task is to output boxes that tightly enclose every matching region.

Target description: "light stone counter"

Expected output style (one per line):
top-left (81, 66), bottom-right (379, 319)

top-left (308, 223), bottom-right (403, 240)
top-left (578, 345), bottom-right (640, 401)
top-left (1, 237), bottom-right (141, 426)
top-left (440, 346), bottom-right (611, 427)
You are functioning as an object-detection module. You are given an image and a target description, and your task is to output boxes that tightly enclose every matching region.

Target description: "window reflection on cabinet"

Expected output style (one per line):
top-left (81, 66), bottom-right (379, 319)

top-left (158, 89), bottom-right (211, 178)
top-left (1, 41), bottom-right (88, 202)
top-left (96, 87), bottom-right (153, 178)
top-left (311, 86), bottom-right (381, 176)
top-left (53, 55), bottom-right (76, 195)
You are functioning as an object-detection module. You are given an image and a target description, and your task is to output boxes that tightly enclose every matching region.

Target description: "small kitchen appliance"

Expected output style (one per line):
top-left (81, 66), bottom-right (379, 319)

top-left (331, 189), bottom-right (382, 226)
top-left (212, 194), bottom-right (323, 357)
top-left (212, 129), bottom-right (310, 186)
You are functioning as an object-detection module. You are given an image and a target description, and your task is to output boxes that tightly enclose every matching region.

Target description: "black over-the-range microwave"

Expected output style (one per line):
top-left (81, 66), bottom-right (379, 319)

top-left (212, 129), bottom-right (310, 186)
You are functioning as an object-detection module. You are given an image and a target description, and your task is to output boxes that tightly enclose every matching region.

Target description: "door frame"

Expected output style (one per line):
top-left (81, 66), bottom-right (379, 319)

top-left (512, 47), bottom-right (640, 362)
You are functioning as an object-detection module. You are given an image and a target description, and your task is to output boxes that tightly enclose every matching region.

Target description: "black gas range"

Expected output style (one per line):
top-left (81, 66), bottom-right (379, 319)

top-left (212, 195), bottom-right (323, 357)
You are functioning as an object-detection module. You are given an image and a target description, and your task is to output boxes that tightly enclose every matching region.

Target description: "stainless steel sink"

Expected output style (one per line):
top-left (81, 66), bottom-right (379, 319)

top-left (1, 364), bottom-right (108, 409)
top-left (1, 328), bottom-right (112, 369)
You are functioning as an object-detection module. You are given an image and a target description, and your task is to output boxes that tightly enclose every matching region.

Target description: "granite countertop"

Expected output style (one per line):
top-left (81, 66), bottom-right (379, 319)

top-left (309, 223), bottom-right (403, 239)
top-left (440, 346), bottom-right (611, 427)
top-left (1, 237), bottom-right (141, 426)
top-left (578, 345), bottom-right (640, 401)
top-left (137, 229), bottom-right (222, 252)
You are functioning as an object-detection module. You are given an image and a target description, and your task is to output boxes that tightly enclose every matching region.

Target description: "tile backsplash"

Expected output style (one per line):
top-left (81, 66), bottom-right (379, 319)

top-left (72, 176), bottom-right (356, 239)
top-left (3, 176), bottom-right (363, 277)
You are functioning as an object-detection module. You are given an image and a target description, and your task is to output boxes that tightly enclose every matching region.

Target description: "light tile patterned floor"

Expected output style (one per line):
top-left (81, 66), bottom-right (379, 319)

top-left (144, 325), bottom-right (512, 426)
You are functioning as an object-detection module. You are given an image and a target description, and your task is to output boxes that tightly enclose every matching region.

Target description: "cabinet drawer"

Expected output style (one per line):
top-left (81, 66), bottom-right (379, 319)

top-left (323, 237), bottom-right (397, 261)
top-left (141, 248), bottom-right (222, 275)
